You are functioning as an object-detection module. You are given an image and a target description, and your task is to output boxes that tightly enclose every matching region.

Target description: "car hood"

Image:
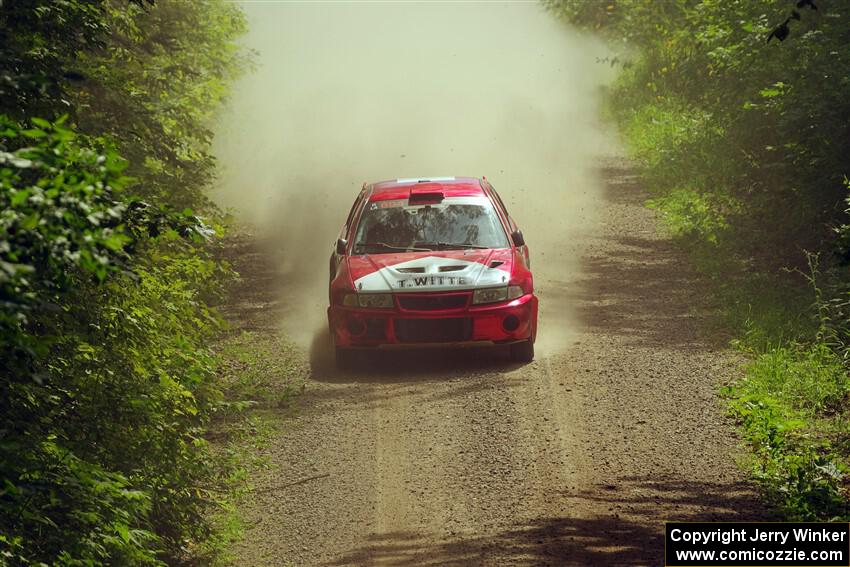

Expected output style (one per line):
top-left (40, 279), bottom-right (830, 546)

top-left (347, 249), bottom-right (513, 293)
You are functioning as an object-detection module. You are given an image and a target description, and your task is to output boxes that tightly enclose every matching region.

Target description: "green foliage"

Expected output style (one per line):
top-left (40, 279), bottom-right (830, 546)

top-left (0, 118), bottom-right (166, 564)
top-left (647, 189), bottom-right (733, 244)
top-left (198, 331), bottom-right (307, 564)
top-left (0, 116), bottom-right (133, 356)
top-left (726, 345), bottom-right (849, 520)
top-left (0, 1), bottom-right (111, 119)
top-left (737, 345), bottom-right (848, 417)
top-left (217, 332), bottom-right (306, 410)
top-left (550, 0), bottom-right (850, 258)
top-left (0, 1), bottom-right (248, 564)
top-left (549, 0), bottom-right (850, 519)
top-left (71, 0), bottom-right (249, 210)
top-left (0, 117), bottom-right (230, 566)
top-left (833, 179), bottom-right (850, 275)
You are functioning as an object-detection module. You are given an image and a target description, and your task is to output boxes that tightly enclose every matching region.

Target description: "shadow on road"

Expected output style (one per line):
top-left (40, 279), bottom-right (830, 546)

top-left (217, 234), bottom-right (286, 334)
top-left (321, 477), bottom-right (765, 567)
top-left (308, 326), bottom-right (529, 384)
top-left (566, 164), bottom-right (726, 351)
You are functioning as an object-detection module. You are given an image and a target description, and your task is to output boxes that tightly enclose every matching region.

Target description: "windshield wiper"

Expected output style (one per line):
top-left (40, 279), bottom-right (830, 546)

top-left (416, 241), bottom-right (489, 250)
top-left (355, 242), bottom-right (432, 253)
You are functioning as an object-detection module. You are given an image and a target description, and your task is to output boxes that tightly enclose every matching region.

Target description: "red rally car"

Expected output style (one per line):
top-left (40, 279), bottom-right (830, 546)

top-left (328, 176), bottom-right (538, 367)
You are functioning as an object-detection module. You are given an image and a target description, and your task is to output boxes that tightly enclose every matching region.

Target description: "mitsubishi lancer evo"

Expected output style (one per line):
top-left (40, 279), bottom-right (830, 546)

top-left (327, 176), bottom-right (538, 367)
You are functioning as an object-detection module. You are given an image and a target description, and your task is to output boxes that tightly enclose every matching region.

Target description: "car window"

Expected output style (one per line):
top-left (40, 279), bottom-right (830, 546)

top-left (488, 185), bottom-right (516, 232)
top-left (343, 189), bottom-right (366, 237)
top-left (352, 196), bottom-right (510, 254)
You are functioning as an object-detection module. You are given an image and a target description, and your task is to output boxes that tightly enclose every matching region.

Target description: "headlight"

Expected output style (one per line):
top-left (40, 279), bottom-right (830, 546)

top-left (507, 285), bottom-right (524, 300)
top-left (357, 293), bottom-right (393, 309)
top-left (472, 286), bottom-right (525, 305)
top-left (473, 287), bottom-right (508, 304)
top-left (342, 293), bottom-right (358, 307)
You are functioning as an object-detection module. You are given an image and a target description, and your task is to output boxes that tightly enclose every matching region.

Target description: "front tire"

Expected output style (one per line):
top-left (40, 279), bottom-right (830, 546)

top-left (510, 339), bottom-right (534, 363)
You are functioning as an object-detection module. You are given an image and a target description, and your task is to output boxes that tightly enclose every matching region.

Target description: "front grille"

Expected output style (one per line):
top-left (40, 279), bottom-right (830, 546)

top-left (394, 318), bottom-right (472, 343)
top-left (398, 293), bottom-right (469, 311)
top-left (365, 318), bottom-right (387, 339)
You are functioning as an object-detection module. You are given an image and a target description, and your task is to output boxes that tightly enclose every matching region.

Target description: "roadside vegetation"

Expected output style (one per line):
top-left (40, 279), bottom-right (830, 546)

top-left (0, 1), bottom-right (274, 564)
top-left (205, 331), bottom-right (307, 565)
top-left (547, 0), bottom-right (850, 520)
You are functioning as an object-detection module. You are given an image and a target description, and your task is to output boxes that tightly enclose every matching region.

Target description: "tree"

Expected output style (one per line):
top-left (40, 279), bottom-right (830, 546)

top-left (0, 1), bottom-right (247, 563)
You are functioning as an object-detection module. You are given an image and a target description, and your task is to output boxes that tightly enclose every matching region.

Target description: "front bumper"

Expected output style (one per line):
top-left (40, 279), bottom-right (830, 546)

top-left (328, 292), bottom-right (538, 348)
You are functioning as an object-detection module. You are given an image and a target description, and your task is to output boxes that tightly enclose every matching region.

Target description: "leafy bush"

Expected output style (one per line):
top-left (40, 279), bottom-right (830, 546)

top-left (727, 345), bottom-right (849, 520)
top-left (1, 1), bottom-right (247, 564)
top-left (0, 115), bottom-right (232, 565)
top-left (647, 189), bottom-right (732, 245)
top-left (70, 0), bottom-right (249, 210)
top-left (548, 0), bottom-right (850, 258)
top-left (548, 0), bottom-right (850, 519)
top-left (1, 118), bottom-right (147, 564)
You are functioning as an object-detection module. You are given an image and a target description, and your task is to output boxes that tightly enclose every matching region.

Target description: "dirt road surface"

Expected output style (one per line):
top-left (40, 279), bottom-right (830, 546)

top-left (222, 162), bottom-right (765, 567)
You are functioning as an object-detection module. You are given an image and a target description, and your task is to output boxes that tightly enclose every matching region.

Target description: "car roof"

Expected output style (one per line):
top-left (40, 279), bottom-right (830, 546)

top-left (368, 176), bottom-right (486, 201)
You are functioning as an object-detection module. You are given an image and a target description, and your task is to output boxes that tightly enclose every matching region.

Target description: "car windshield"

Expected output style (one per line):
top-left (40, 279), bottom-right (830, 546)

top-left (352, 196), bottom-right (510, 254)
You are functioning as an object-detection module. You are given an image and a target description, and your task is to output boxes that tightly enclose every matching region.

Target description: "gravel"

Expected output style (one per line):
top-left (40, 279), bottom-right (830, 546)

top-left (227, 162), bottom-right (766, 567)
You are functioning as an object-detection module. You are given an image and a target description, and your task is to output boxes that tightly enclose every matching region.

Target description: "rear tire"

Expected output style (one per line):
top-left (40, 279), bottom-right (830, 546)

top-left (509, 339), bottom-right (534, 363)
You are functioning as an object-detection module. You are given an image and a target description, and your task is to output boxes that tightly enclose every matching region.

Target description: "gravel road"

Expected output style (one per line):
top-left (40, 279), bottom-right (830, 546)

top-left (224, 162), bottom-right (765, 567)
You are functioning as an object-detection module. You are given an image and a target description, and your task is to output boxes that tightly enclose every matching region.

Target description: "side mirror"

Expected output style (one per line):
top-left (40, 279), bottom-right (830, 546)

top-left (336, 238), bottom-right (348, 255)
top-left (511, 230), bottom-right (525, 247)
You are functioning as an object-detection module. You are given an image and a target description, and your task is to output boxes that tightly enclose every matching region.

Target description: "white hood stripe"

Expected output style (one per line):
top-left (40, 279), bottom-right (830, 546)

top-left (354, 255), bottom-right (507, 293)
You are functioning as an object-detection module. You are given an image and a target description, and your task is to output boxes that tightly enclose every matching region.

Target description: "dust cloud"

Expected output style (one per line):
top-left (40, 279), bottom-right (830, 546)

top-left (211, 1), bottom-right (616, 353)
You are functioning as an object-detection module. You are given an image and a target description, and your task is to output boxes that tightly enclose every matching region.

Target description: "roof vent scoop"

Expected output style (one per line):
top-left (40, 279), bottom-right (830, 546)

top-left (489, 261), bottom-right (504, 269)
top-left (408, 186), bottom-right (444, 205)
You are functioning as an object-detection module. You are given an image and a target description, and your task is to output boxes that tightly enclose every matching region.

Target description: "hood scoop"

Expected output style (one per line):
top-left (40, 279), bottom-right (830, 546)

top-left (351, 253), bottom-right (511, 293)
